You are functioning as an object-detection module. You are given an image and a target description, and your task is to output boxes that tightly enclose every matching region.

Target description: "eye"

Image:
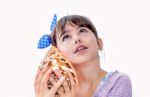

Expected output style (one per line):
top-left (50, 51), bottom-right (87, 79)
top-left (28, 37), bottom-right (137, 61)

top-left (62, 34), bottom-right (71, 41)
top-left (79, 28), bottom-right (87, 34)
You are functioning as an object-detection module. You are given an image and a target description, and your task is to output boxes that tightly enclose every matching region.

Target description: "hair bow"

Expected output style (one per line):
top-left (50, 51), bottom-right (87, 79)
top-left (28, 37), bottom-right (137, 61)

top-left (37, 14), bottom-right (57, 49)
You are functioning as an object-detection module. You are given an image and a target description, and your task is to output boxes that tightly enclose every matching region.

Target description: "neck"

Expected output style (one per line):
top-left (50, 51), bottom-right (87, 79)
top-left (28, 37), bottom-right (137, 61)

top-left (74, 57), bottom-right (106, 88)
top-left (74, 58), bottom-right (107, 97)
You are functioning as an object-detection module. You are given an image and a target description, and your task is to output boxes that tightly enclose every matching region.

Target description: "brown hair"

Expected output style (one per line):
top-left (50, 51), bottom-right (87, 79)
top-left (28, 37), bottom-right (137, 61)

top-left (51, 15), bottom-right (98, 46)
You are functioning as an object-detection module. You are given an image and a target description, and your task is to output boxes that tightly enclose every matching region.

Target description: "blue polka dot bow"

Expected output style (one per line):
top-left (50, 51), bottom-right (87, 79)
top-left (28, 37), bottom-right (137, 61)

top-left (38, 14), bottom-right (57, 49)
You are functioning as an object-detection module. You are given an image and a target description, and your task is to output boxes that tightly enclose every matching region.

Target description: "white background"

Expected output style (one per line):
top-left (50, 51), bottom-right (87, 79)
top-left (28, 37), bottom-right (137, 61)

top-left (0, 0), bottom-right (149, 97)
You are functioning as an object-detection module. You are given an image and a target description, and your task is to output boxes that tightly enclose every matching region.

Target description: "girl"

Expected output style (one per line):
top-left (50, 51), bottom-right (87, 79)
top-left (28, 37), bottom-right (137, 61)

top-left (34, 15), bottom-right (132, 97)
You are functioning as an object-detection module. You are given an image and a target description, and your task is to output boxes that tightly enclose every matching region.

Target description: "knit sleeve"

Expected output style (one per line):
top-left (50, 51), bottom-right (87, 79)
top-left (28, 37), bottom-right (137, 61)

top-left (108, 74), bottom-right (132, 97)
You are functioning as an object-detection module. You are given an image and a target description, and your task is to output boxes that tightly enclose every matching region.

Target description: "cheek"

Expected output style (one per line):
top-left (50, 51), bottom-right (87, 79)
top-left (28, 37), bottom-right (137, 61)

top-left (61, 50), bottom-right (73, 62)
top-left (87, 36), bottom-right (99, 50)
top-left (87, 35), bottom-right (97, 44)
top-left (57, 44), bottom-right (73, 58)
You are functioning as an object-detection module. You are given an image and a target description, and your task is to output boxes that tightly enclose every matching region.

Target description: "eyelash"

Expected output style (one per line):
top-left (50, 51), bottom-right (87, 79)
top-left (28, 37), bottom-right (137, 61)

top-left (79, 28), bottom-right (87, 33)
top-left (62, 34), bottom-right (70, 41)
top-left (61, 28), bottom-right (87, 42)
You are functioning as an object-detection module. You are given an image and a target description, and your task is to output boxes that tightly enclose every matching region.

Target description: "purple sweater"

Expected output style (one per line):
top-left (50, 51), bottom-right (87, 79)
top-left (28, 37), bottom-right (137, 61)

top-left (93, 71), bottom-right (132, 97)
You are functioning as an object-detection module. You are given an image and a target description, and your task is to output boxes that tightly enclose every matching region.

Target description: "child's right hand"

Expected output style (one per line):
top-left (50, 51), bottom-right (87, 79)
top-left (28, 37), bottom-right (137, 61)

top-left (34, 65), bottom-right (65, 97)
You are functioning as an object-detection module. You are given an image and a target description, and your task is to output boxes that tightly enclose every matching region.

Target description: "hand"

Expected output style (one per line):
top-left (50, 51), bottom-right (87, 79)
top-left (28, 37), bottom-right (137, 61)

top-left (34, 65), bottom-right (65, 97)
top-left (53, 68), bottom-right (76, 97)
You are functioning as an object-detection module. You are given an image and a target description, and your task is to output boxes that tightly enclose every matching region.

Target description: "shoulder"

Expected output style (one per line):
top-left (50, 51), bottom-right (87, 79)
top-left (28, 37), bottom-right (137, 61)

top-left (93, 71), bottom-right (132, 97)
top-left (109, 71), bottom-right (132, 85)
top-left (107, 71), bottom-right (132, 97)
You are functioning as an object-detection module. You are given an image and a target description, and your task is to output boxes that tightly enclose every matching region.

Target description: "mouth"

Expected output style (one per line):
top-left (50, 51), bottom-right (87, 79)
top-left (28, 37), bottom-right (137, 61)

top-left (74, 45), bottom-right (88, 54)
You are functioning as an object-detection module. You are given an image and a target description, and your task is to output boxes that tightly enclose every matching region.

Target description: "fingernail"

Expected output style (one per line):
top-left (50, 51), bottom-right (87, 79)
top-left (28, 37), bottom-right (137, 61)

top-left (61, 66), bottom-right (73, 72)
top-left (39, 67), bottom-right (43, 71)
top-left (41, 63), bottom-right (49, 69)
top-left (59, 76), bottom-right (65, 81)
top-left (38, 65), bottom-right (42, 71)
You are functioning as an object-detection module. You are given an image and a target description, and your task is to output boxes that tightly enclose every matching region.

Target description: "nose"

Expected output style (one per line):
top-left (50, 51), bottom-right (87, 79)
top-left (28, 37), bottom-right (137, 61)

top-left (75, 39), bottom-right (81, 44)
top-left (74, 34), bottom-right (82, 44)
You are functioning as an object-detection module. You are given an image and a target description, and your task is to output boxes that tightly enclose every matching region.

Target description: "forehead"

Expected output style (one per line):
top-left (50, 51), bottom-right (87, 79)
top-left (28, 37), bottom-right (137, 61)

top-left (54, 16), bottom-right (91, 38)
top-left (56, 22), bottom-right (79, 38)
top-left (64, 24), bottom-right (79, 32)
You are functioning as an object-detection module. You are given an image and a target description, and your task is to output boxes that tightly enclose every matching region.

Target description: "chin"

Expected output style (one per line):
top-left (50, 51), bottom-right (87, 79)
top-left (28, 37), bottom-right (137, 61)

top-left (71, 57), bottom-right (91, 66)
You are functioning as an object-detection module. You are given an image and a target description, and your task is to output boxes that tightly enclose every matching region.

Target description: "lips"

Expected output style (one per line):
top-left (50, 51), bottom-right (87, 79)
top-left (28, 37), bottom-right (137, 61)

top-left (74, 45), bottom-right (88, 54)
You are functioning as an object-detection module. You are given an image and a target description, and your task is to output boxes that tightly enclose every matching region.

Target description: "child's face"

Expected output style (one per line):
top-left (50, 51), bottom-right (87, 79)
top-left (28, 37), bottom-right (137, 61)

top-left (56, 24), bottom-right (101, 65)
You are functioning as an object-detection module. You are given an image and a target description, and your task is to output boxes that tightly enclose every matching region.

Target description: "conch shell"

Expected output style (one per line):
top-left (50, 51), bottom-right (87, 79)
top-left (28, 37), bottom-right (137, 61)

top-left (45, 46), bottom-right (78, 87)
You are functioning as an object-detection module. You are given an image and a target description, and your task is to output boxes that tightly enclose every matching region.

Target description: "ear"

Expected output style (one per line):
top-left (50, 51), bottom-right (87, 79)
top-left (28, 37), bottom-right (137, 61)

top-left (97, 38), bottom-right (103, 50)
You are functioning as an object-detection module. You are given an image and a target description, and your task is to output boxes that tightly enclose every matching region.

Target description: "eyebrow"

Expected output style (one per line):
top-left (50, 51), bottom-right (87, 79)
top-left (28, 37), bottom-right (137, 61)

top-left (59, 26), bottom-right (81, 39)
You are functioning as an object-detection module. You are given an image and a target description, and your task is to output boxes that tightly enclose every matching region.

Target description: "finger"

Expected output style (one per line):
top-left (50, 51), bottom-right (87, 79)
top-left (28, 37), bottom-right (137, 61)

top-left (36, 64), bottom-right (49, 86)
top-left (34, 66), bottom-right (42, 93)
top-left (34, 66), bottom-right (42, 86)
top-left (62, 76), bottom-right (70, 93)
top-left (53, 67), bottom-right (72, 92)
top-left (34, 64), bottom-right (46, 83)
top-left (40, 68), bottom-right (53, 90)
top-left (52, 67), bottom-right (66, 95)
top-left (52, 66), bottom-right (63, 78)
top-left (34, 64), bottom-right (49, 95)
top-left (56, 75), bottom-right (66, 95)
top-left (49, 73), bottom-right (57, 85)
top-left (48, 76), bottom-right (65, 96)
top-left (50, 66), bottom-right (63, 83)
top-left (65, 69), bottom-right (76, 88)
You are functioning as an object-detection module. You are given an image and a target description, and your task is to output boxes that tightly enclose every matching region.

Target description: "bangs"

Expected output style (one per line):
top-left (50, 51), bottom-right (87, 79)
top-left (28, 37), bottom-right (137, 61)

top-left (51, 15), bottom-right (98, 46)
